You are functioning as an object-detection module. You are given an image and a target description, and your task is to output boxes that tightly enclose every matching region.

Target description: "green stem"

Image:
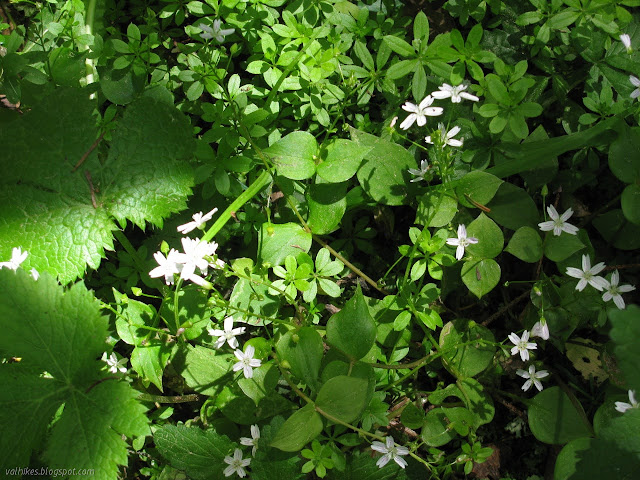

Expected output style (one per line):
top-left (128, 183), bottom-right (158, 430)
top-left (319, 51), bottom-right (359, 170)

top-left (84, 0), bottom-right (97, 86)
top-left (137, 393), bottom-right (202, 403)
top-left (201, 169), bottom-right (272, 243)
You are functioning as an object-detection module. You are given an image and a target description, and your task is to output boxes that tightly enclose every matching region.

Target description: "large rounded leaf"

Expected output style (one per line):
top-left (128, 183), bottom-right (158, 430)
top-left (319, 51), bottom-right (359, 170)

top-left (270, 404), bottom-right (323, 452)
top-left (263, 131), bottom-right (317, 180)
top-left (276, 327), bottom-right (323, 391)
top-left (326, 286), bottom-right (377, 360)
top-left (315, 375), bottom-right (369, 423)
top-left (461, 258), bottom-right (501, 298)
top-left (439, 319), bottom-right (496, 378)
top-left (528, 387), bottom-right (592, 444)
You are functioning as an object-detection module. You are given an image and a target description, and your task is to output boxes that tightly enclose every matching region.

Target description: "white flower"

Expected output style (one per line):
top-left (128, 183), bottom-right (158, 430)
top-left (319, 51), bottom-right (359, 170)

top-left (240, 425), bottom-right (260, 456)
top-left (177, 207), bottom-right (218, 234)
top-left (30, 268), bottom-right (40, 281)
top-left (208, 316), bottom-right (246, 349)
top-left (390, 116), bottom-right (398, 128)
top-left (531, 318), bottom-right (549, 340)
top-left (538, 205), bottom-right (579, 236)
top-left (399, 95), bottom-right (443, 130)
top-left (615, 390), bottom-right (639, 413)
top-left (620, 34), bottom-right (632, 54)
top-left (446, 224), bottom-right (479, 261)
top-left (425, 124), bottom-right (463, 147)
top-left (149, 249), bottom-right (182, 285)
top-left (602, 270), bottom-right (635, 310)
top-left (200, 20), bottom-right (235, 42)
top-left (370, 436), bottom-right (409, 469)
top-left (233, 345), bottom-right (262, 379)
top-left (508, 330), bottom-right (537, 362)
top-left (101, 352), bottom-right (128, 374)
top-left (431, 83), bottom-right (479, 103)
top-left (0, 247), bottom-right (28, 270)
top-left (630, 75), bottom-right (640, 100)
top-left (408, 159), bottom-right (430, 182)
top-left (176, 237), bottom-right (224, 286)
top-left (517, 364), bottom-right (549, 392)
top-left (566, 255), bottom-right (608, 292)
top-left (223, 448), bottom-right (251, 478)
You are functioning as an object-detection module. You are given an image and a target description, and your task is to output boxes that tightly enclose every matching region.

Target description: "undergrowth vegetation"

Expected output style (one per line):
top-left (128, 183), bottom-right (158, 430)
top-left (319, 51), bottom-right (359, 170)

top-left (1, 0), bottom-right (639, 479)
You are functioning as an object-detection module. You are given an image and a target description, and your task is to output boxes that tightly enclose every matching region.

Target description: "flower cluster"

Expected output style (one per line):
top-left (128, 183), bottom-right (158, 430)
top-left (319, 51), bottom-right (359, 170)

top-left (508, 330), bottom-right (550, 392)
top-left (222, 425), bottom-right (261, 477)
top-left (149, 209), bottom-right (225, 287)
top-left (399, 82), bottom-right (477, 182)
top-left (565, 255), bottom-right (635, 309)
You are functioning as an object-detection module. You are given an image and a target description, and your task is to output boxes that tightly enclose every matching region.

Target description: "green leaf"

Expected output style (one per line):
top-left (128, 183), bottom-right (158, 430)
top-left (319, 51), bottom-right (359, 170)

top-left (386, 59), bottom-right (419, 80)
top-left (439, 318), bottom-right (496, 378)
top-left (486, 74), bottom-right (510, 104)
top-left (505, 226), bottom-right (543, 262)
top-left (306, 180), bottom-right (348, 235)
top-left (416, 189), bottom-right (458, 227)
top-left (621, 184), bottom-right (640, 224)
top-left (317, 139), bottom-right (372, 183)
top-left (131, 343), bottom-right (171, 392)
top-left (413, 11), bottom-right (429, 40)
top-left (0, 270), bottom-right (149, 477)
top-left (276, 327), bottom-right (324, 390)
top-left (544, 233), bottom-right (585, 262)
top-left (465, 213), bottom-right (504, 259)
top-left (315, 375), bottom-right (369, 423)
top-left (238, 362), bottom-right (280, 405)
top-left (608, 126), bottom-right (640, 184)
top-left (487, 183), bottom-right (539, 231)
top-left (100, 68), bottom-right (138, 105)
top-left (412, 65), bottom-right (427, 102)
top-left (528, 387), bottom-right (592, 444)
top-left (154, 425), bottom-right (235, 480)
top-left (351, 128), bottom-right (416, 206)
top-left (461, 258), bottom-right (501, 298)
top-left (421, 408), bottom-right (457, 446)
top-left (326, 450), bottom-right (413, 479)
top-left (49, 47), bottom-right (85, 86)
top-left (326, 285), bottom-right (377, 361)
top-left (271, 403), bottom-right (323, 452)
top-left (609, 305), bottom-right (640, 391)
top-left (264, 131), bottom-right (317, 180)
top-left (258, 222), bottom-right (312, 267)
top-left (172, 344), bottom-right (233, 396)
top-left (548, 10), bottom-right (580, 29)
top-left (455, 170), bottom-right (503, 207)
top-left (383, 35), bottom-right (416, 57)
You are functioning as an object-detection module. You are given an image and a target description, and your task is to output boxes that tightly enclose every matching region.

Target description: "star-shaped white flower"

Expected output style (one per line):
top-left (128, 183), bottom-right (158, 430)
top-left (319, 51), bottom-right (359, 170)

top-left (240, 424), bottom-right (260, 456)
top-left (508, 330), bottom-right (537, 362)
top-left (431, 83), bottom-right (479, 103)
top-left (101, 352), bottom-right (128, 374)
top-left (620, 34), bottom-right (632, 54)
top-left (602, 270), bottom-right (635, 310)
top-left (199, 20), bottom-right (235, 42)
top-left (371, 436), bottom-right (409, 469)
top-left (531, 318), bottom-right (549, 340)
top-left (175, 237), bottom-right (224, 286)
top-left (399, 95), bottom-right (443, 130)
top-left (425, 124), bottom-right (463, 147)
top-left (566, 255), bottom-right (608, 292)
top-left (149, 249), bottom-right (182, 285)
top-left (630, 75), bottom-right (640, 100)
top-left (233, 345), bottom-right (262, 379)
top-left (408, 159), bottom-right (430, 182)
top-left (177, 207), bottom-right (218, 234)
top-left (208, 316), bottom-right (246, 349)
top-left (538, 205), bottom-right (579, 236)
top-left (0, 247), bottom-right (28, 271)
top-left (446, 224), bottom-right (479, 260)
top-left (223, 448), bottom-right (251, 478)
top-left (615, 390), bottom-right (639, 413)
top-left (517, 364), bottom-right (549, 392)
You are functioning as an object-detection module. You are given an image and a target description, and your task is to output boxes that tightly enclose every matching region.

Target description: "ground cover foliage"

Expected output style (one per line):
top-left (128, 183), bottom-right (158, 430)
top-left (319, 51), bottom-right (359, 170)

top-left (1, 0), bottom-right (639, 478)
